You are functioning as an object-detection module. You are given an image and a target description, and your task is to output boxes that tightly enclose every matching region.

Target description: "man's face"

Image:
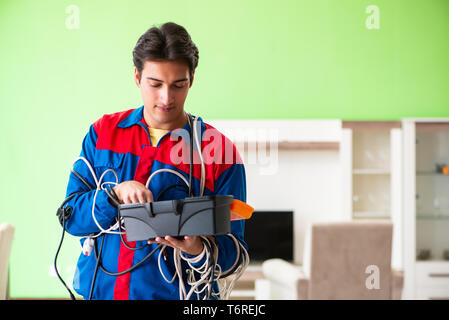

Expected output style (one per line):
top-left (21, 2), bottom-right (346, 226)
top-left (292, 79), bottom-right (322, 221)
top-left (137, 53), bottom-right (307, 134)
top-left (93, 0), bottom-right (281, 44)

top-left (134, 59), bottom-right (193, 130)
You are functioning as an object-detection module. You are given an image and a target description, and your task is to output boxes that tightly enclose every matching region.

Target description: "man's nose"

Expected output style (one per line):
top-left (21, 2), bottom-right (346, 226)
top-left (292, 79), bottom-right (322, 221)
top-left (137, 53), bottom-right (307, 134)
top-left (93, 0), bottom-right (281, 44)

top-left (160, 87), bottom-right (174, 105)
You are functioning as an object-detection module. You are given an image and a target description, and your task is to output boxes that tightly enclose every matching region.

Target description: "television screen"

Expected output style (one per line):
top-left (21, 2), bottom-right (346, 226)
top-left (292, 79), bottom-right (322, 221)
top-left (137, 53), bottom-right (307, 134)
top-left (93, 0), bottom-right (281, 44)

top-left (243, 211), bottom-right (293, 263)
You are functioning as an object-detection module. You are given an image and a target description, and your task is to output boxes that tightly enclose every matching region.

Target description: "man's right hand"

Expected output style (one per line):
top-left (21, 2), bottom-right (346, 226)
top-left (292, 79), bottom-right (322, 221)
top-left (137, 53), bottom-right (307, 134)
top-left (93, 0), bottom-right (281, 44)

top-left (112, 180), bottom-right (154, 204)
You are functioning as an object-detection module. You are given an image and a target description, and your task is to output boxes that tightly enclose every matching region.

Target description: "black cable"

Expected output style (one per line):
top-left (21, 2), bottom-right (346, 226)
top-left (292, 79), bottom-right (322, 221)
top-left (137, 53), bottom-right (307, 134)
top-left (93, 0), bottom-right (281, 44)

top-left (54, 207), bottom-right (76, 300)
top-left (105, 185), bottom-right (121, 207)
top-left (218, 245), bottom-right (243, 279)
top-left (156, 183), bottom-right (189, 201)
top-left (58, 128), bottom-right (227, 299)
top-left (88, 233), bottom-right (105, 300)
top-left (57, 167), bottom-right (187, 299)
top-left (94, 182), bottom-right (164, 276)
top-left (118, 215), bottom-right (149, 251)
top-left (55, 169), bottom-right (96, 300)
top-left (71, 169), bottom-right (95, 191)
top-left (54, 191), bottom-right (88, 300)
top-left (105, 185), bottom-right (151, 251)
top-left (93, 185), bottom-right (151, 279)
top-left (93, 237), bottom-right (163, 276)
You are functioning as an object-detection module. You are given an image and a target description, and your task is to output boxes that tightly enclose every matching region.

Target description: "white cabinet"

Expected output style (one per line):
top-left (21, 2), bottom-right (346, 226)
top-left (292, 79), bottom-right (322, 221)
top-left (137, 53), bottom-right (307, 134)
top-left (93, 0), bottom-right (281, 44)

top-left (414, 262), bottom-right (449, 300)
top-left (340, 122), bottom-right (403, 270)
top-left (403, 119), bottom-right (449, 299)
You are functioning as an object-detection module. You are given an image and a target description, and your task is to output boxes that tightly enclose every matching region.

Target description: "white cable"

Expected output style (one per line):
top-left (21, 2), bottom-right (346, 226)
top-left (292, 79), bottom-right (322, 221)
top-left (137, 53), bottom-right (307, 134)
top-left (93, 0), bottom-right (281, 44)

top-left (73, 156), bottom-right (99, 187)
top-left (150, 117), bottom-right (250, 299)
top-left (179, 236), bottom-right (217, 300)
top-left (158, 236), bottom-right (215, 300)
top-left (145, 115), bottom-right (205, 196)
top-left (162, 234), bottom-right (250, 301)
top-left (193, 116), bottom-right (206, 196)
top-left (91, 169), bottom-right (123, 236)
top-left (145, 168), bottom-right (189, 190)
top-left (158, 245), bottom-right (177, 284)
top-left (218, 235), bottom-right (249, 300)
top-left (71, 117), bottom-right (245, 300)
top-left (72, 157), bottom-right (124, 237)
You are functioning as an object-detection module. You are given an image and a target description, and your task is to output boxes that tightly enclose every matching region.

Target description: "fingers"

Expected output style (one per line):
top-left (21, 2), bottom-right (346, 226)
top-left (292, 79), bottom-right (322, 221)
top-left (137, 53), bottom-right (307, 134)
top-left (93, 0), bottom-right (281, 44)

top-left (131, 193), bottom-right (140, 204)
top-left (116, 181), bottom-right (154, 204)
top-left (147, 236), bottom-right (203, 256)
top-left (148, 236), bottom-right (182, 248)
top-left (123, 194), bottom-right (133, 204)
top-left (136, 192), bottom-right (146, 204)
top-left (165, 235), bottom-right (185, 248)
top-left (145, 190), bottom-right (154, 203)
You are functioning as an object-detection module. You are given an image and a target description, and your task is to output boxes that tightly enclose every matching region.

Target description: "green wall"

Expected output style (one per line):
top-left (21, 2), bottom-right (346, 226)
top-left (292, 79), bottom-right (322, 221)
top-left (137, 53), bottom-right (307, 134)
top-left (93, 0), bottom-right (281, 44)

top-left (1, 0), bottom-right (448, 298)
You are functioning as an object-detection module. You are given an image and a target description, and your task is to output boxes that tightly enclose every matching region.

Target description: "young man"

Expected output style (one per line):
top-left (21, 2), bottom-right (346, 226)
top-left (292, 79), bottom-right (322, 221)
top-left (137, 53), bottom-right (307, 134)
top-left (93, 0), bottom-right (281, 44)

top-left (63, 22), bottom-right (248, 300)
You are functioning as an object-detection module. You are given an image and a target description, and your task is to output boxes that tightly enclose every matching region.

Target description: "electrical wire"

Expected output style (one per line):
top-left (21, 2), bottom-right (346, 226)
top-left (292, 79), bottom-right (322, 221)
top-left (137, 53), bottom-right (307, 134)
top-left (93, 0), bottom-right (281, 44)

top-left (193, 115), bottom-right (206, 196)
top-left (88, 233), bottom-right (105, 300)
top-left (54, 202), bottom-right (77, 301)
top-left (93, 236), bottom-right (163, 277)
top-left (55, 113), bottom-right (248, 300)
top-left (187, 112), bottom-right (194, 197)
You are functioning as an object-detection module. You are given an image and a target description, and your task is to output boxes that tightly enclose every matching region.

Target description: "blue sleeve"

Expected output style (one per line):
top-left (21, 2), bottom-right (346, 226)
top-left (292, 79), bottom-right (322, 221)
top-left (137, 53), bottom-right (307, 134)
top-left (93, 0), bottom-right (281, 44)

top-left (63, 124), bottom-right (118, 236)
top-left (211, 162), bottom-right (248, 273)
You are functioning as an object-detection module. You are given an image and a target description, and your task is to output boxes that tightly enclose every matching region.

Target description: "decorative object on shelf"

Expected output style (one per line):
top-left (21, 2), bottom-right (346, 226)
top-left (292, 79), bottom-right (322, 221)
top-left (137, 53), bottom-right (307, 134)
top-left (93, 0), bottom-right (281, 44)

top-left (417, 249), bottom-right (431, 261)
top-left (443, 250), bottom-right (449, 261)
top-left (433, 198), bottom-right (441, 218)
top-left (436, 163), bottom-right (449, 175)
top-left (363, 150), bottom-right (376, 168)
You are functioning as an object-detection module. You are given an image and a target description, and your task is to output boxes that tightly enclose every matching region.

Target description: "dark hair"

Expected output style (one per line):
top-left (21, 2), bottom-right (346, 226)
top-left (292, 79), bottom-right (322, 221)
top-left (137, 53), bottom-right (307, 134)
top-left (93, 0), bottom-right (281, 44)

top-left (132, 22), bottom-right (199, 82)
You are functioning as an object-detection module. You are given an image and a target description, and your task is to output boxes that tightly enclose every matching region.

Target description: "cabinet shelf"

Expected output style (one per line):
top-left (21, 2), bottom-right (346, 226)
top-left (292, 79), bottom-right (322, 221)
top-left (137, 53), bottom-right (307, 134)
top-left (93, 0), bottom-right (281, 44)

top-left (353, 169), bottom-right (390, 175)
top-left (417, 172), bottom-right (449, 177)
top-left (416, 260), bottom-right (449, 265)
top-left (416, 259), bottom-right (449, 263)
top-left (417, 214), bottom-right (449, 220)
top-left (353, 211), bottom-right (390, 219)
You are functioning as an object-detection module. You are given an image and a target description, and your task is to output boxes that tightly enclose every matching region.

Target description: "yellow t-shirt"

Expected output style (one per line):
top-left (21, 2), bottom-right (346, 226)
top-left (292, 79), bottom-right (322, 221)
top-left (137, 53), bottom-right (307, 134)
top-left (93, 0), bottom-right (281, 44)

top-left (149, 127), bottom-right (170, 147)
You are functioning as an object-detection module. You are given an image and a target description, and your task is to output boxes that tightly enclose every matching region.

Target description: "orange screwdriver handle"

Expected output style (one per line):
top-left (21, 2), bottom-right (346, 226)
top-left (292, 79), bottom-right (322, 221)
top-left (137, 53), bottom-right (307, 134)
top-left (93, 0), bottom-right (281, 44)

top-left (230, 199), bottom-right (254, 221)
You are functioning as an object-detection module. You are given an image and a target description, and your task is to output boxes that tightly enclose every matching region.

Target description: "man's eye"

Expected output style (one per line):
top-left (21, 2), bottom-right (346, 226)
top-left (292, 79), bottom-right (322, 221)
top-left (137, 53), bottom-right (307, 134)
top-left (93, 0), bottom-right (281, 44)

top-left (150, 83), bottom-right (185, 88)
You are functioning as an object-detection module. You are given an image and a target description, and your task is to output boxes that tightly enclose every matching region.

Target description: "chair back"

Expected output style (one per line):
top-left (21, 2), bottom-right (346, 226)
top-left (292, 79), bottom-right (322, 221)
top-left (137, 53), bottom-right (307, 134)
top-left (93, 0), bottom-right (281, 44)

top-left (309, 220), bottom-right (393, 299)
top-left (0, 223), bottom-right (15, 300)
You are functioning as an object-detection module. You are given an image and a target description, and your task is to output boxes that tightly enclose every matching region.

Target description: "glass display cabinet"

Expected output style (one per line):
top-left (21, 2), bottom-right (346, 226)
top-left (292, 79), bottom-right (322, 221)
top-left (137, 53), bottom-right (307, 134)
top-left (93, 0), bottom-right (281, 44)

top-left (341, 121), bottom-right (403, 270)
top-left (403, 119), bottom-right (449, 300)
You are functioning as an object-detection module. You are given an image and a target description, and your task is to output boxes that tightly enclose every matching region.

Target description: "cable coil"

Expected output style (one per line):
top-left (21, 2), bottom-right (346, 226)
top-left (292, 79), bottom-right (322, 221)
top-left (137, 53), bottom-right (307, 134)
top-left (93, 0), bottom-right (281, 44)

top-left (55, 115), bottom-right (249, 300)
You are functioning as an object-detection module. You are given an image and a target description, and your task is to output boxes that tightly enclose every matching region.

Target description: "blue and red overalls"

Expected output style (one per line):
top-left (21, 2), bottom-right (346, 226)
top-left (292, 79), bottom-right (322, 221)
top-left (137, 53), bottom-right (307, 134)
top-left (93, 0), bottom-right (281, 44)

top-left (63, 105), bottom-right (247, 300)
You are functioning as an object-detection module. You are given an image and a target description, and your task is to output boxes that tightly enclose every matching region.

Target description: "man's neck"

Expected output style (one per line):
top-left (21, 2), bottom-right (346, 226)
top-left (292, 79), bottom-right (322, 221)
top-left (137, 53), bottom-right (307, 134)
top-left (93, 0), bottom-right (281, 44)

top-left (143, 110), bottom-right (188, 131)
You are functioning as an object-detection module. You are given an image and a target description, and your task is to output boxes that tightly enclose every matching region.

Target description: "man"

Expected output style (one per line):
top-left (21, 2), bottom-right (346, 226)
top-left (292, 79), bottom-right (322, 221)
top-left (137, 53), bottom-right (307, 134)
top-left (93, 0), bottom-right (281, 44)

top-left (63, 22), bottom-right (248, 300)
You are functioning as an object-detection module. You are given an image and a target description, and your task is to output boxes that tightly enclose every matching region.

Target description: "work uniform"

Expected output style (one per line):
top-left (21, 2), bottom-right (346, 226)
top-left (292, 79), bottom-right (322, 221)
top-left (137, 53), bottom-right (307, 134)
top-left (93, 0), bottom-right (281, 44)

top-left (63, 105), bottom-right (247, 300)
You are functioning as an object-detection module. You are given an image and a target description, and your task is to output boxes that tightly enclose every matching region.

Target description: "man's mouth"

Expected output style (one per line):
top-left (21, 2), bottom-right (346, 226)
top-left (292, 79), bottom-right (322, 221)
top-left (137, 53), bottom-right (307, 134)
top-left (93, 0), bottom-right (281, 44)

top-left (156, 105), bottom-right (174, 112)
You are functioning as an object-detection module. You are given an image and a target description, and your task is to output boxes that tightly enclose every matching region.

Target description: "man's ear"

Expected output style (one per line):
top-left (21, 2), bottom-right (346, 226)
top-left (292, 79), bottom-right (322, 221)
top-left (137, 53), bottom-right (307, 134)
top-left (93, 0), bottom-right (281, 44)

top-left (134, 67), bottom-right (141, 88)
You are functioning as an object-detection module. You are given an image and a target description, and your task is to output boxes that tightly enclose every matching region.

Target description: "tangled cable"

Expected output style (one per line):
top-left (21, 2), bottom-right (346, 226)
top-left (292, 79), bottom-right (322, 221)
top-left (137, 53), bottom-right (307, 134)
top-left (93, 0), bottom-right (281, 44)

top-left (57, 114), bottom-right (249, 300)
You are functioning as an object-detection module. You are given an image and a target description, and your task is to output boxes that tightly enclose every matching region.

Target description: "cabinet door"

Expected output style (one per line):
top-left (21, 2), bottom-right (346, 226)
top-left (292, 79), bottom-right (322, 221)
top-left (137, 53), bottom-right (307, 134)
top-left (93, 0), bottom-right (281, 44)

top-left (403, 119), bottom-right (449, 300)
top-left (415, 123), bottom-right (449, 262)
top-left (341, 122), bottom-right (403, 269)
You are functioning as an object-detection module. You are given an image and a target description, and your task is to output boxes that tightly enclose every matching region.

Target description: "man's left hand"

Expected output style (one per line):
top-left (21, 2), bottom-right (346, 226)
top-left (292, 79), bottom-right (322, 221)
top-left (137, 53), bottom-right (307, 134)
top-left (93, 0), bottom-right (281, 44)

top-left (148, 235), bottom-right (204, 256)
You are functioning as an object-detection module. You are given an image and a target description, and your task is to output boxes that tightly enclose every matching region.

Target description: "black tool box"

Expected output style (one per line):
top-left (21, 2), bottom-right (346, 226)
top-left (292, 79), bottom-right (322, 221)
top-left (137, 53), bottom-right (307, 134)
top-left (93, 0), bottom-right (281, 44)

top-left (118, 195), bottom-right (233, 242)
